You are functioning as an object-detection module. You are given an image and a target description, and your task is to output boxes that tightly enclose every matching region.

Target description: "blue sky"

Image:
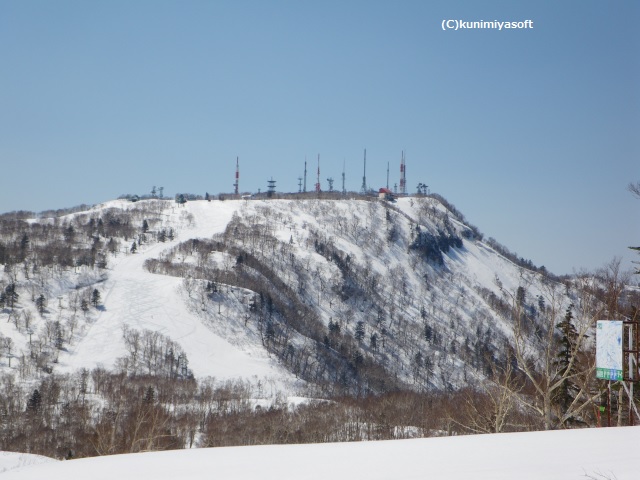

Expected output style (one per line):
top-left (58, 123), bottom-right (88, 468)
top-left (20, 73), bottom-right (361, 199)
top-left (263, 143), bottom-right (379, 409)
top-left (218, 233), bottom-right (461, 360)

top-left (1, 0), bottom-right (638, 275)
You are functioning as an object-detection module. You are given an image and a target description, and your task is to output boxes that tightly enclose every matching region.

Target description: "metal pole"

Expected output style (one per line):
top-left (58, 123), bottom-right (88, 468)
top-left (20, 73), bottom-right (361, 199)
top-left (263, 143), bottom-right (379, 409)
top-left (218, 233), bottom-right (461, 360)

top-left (631, 382), bottom-right (635, 426)
top-left (630, 323), bottom-right (634, 426)
top-left (607, 381), bottom-right (612, 427)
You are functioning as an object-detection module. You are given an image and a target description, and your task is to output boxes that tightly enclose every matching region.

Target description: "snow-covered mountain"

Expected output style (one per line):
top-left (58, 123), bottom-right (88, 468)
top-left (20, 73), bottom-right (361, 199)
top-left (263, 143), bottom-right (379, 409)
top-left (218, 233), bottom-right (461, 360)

top-left (0, 195), bottom-right (564, 395)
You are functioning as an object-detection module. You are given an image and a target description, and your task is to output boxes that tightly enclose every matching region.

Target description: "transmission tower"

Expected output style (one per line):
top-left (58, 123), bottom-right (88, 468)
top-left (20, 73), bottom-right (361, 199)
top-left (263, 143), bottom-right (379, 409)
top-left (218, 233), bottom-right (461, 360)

top-left (399, 151), bottom-right (406, 196)
top-left (267, 178), bottom-right (276, 198)
top-left (303, 158), bottom-right (307, 193)
top-left (342, 159), bottom-right (346, 195)
top-left (233, 157), bottom-right (239, 195)
top-left (386, 161), bottom-right (390, 189)
top-left (360, 148), bottom-right (367, 194)
top-left (315, 154), bottom-right (321, 193)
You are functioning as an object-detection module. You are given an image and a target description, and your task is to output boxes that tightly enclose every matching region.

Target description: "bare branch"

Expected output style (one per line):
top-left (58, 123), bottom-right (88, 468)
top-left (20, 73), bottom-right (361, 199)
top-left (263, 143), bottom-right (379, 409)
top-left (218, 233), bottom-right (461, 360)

top-left (628, 181), bottom-right (640, 200)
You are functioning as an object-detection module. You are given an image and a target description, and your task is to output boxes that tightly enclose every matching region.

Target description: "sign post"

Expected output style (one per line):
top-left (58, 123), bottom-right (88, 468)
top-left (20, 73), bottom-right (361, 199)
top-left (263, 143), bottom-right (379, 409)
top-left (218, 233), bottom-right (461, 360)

top-left (596, 319), bottom-right (640, 426)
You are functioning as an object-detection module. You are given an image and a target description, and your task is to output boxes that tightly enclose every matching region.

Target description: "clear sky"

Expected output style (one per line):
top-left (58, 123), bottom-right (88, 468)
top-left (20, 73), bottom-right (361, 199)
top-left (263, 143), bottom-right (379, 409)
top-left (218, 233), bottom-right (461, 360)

top-left (1, 1), bottom-right (638, 276)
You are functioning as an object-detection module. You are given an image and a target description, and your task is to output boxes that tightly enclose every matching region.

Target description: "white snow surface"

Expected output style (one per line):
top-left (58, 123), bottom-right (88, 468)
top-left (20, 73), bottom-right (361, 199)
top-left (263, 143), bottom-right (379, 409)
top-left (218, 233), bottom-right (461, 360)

top-left (2, 426), bottom-right (638, 480)
top-left (53, 200), bottom-right (298, 390)
top-left (0, 452), bottom-right (54, 475)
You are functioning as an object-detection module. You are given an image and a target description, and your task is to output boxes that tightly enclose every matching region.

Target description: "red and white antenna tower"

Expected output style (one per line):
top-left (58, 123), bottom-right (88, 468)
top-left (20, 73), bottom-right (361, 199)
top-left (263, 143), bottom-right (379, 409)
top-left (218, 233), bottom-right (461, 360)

top-left (315, 154), bottom-right (321, 193)
top-left (399, 151), bottom-right (406, 195)
top-left (233, 157), bottom-right (239, 195)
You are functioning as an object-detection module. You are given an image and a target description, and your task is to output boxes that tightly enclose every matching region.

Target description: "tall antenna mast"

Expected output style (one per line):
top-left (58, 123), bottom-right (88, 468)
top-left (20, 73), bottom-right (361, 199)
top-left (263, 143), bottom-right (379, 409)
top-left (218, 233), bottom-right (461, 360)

top-left (342, 159), bottom-right (346, 195)
top-left (360, 148), bottom-right (367, 194)
top-left (400, 151), bottom-right (406, 195)
top-left (234, 157), bottom-right (239, 195)
top-left (315, 154), bottom-right (321, 193)
top-left (386, 161), bottom-right (390, 189)
top-left (303, 157), bottom-right (307, 193)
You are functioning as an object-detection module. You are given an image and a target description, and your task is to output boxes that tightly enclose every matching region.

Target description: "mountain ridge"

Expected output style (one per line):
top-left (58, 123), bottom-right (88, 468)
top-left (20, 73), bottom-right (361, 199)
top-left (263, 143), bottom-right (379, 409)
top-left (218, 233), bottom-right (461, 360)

top-left (0, 195), bottom-right (559, 394)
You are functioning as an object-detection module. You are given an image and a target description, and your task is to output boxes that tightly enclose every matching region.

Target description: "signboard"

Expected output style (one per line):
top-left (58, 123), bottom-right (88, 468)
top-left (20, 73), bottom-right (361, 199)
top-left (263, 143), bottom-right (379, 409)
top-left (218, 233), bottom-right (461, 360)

top-left (596, 320), bottom-right (623, 381)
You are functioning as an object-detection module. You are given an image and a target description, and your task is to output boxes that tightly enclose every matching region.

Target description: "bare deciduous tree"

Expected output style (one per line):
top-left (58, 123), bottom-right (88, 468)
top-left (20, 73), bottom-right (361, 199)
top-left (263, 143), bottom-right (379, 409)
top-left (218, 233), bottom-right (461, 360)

top-left (505, 277), bottom-right (601, 430)
top-left (451, 357), bottom-right (525, 434)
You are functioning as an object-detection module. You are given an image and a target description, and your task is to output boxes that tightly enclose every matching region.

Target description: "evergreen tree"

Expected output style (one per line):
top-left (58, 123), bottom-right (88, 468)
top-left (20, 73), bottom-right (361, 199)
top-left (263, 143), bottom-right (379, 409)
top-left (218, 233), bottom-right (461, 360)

top-left (64, 225), bottom-right (75, 243)
top-left (553, 304), bottom-right (581, 423)
top-left (26, 389), bottom-right (42, 413)
top-left (265, 321), bottom-right (275, 344)
top-left (355, 321), bottom-right (365, 342)
top-left (36, 294), bottom-right (46, 316)
top-left (20, 233), bottom-right (29, 250)
top-left (206, 281), bottom-right (217, 294)
top-left (142, 219), bottom-right (149, 233)
top-left (370, 332), bottom-right (378, 351)
top-left (412, 351), bottom-right (424, 380)
top-left (424, 323), bottom-right (433, 342)
top-left (4, 284), bottom-right (18, 309)
top-left (516, 286), bottom-right (526, 306)
top-left (143, 386), bottom-right (155, 404)
top-left (537, 295), bottom-right (546, 313)
top-left (19, 233), bottom-right (29, 261)
top-left (179, 354), bottom-right (189, 377)
top-left (130, 241), bottom-right (137, 254)
top-left (328, 319), bottom-right (340, 335)
top-left (91, 289), bottom-right (101, 308)
top-left (54, 321), bottom-right (64, 350)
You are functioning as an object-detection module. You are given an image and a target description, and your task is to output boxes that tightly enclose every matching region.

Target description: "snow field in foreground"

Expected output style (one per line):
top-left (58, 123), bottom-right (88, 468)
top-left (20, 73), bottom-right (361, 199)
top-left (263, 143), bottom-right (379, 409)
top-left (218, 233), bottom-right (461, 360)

top-left (2, 426), bottom-right (638, 480)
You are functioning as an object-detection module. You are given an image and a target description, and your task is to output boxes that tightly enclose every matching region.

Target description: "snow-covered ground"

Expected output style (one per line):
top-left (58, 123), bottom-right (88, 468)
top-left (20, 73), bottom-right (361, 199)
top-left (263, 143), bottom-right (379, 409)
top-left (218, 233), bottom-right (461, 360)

top-left (2, 426), bottom-right (638, 480)
top-left (0, 452), bottom-right (54, 475)
top-left (52, 199), bottom-right (302, 392)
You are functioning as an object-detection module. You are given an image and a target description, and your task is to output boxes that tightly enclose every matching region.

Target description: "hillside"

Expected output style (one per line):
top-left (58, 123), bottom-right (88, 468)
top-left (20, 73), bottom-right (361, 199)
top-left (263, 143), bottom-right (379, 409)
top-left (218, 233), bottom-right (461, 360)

top-left (0, 195), bottom-right (557, 392)
top-left (0, 193), bottom-right (633, 458)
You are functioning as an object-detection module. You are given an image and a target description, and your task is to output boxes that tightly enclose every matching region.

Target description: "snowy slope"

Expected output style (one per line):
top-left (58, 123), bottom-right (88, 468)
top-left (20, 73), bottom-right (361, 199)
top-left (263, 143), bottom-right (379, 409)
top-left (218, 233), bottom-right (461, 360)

top-left (0, 195), bottom-right (569, 393)
top-left (3, 426), bottom-right (638, 480)
top-left (56, 230), bottom-right (290, 383)
top-left (51, 200), bottom-right (301, 391)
